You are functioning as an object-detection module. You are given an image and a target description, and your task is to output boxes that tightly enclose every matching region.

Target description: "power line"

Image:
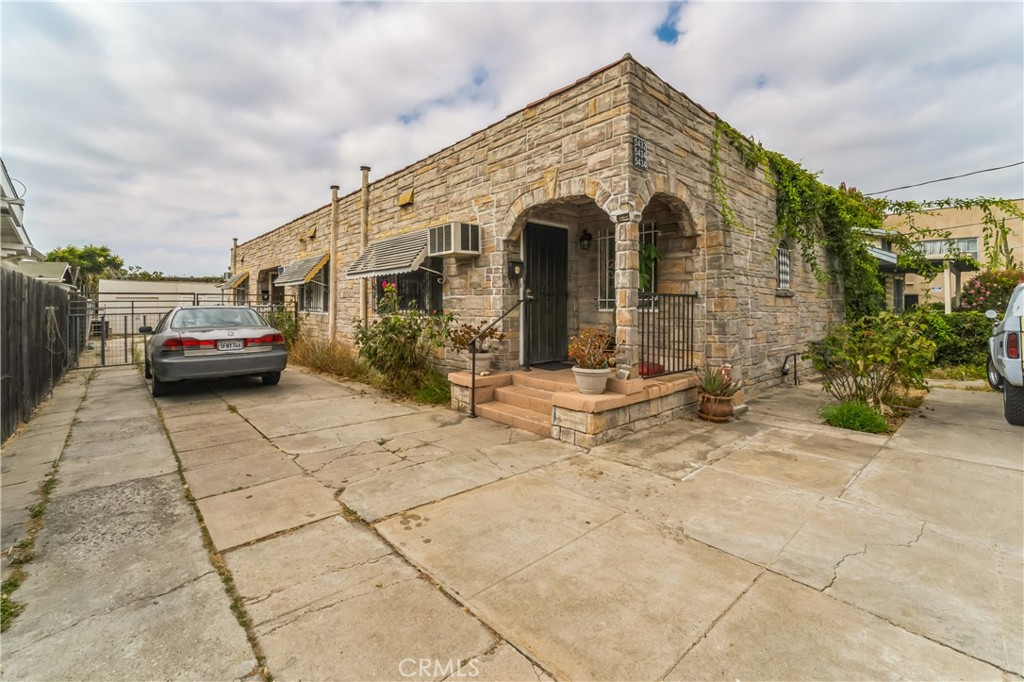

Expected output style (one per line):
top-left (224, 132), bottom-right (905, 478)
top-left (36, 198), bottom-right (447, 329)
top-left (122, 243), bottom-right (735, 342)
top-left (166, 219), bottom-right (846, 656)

top-left (864, 161), bottom-right (1024, 196)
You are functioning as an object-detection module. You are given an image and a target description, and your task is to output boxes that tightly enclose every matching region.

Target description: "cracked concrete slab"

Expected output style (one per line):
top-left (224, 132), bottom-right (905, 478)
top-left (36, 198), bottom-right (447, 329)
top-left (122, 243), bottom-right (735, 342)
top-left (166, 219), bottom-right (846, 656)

top-left (341, 452), bottom-right (511, 522)
top-left (273, 410), bottom-right (462, 455)
top-left (769, 496), bottom-right (923, 590)
top-left (161, 408), bottom-right (249, 434)
top-left (666, 572), bottom-right (1003, 681)
top-left (183, 450), bottom-right (304, 499)
top-left (633, 467), bottom-right (821, 566)
top-left (256, 575), bottom-right (495, 681)
top-left (176, 435), bottom-right (282, 469)
top-left (309, 449), bottom-right (412, 488)
top-left (2, 474), bottom-right (215, 648)
top-left (0, 572), bottom-right (256, 682)
top-left (168, 420), bottom-right (266, 452)
top-left (529, 455), bottom-right (677, 513)
top-left (842, 447), bottom-right (1024, 548)
top-left (226, 516), bottom-right (396, 628)
top-left (892, 407), bottom-right (1024, 471)
top-left (377, 472), bottom-right (621, 598)
top-left (826, 526), bottom-right (1024, 674)
top-left (588, 417), bottom-right (760, 478)
top-left (711, 446), bottom-right (863, 497)
top-left (471, 512), bottom-right (761, 681)
top-left (470, 643), bottom-right (554, 681)
top-left (241, 394), bottom-right (417, 439)
top-left (197, 474), bottom-right (339, 550)
top-left (54, 436), bottom-right (177, 497)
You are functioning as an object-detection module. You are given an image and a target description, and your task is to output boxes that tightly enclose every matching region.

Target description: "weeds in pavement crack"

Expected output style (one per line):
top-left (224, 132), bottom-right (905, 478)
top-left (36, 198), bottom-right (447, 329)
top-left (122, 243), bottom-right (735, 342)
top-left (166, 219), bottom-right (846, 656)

top-left (154, 407), bottom-right (274, 682)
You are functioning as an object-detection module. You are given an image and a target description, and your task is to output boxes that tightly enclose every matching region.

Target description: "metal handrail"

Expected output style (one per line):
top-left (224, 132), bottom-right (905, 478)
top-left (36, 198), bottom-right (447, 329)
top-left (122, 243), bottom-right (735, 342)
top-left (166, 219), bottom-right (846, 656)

top-left (469, 295), bottom-right (529, 418)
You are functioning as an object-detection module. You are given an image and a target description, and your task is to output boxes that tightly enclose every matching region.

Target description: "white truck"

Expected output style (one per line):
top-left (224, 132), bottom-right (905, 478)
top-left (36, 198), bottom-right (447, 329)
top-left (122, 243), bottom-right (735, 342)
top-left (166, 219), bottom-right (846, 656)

top-left (986, 283), bottom-right (1024, 426)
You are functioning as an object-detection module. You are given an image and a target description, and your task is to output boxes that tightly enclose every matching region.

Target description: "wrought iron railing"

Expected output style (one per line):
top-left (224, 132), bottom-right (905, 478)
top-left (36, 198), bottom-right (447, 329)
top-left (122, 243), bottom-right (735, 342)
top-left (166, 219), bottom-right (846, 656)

top-left (637, 292), bottom-right (698, 377)
top-left (468, 295), bottom-right (530, 418)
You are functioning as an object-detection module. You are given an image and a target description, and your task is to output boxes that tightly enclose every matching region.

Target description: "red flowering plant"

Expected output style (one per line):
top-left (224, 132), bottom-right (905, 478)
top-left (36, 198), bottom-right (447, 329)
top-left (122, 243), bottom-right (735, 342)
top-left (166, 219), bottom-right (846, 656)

top-left (959, 269), bottom-right (1024, 312)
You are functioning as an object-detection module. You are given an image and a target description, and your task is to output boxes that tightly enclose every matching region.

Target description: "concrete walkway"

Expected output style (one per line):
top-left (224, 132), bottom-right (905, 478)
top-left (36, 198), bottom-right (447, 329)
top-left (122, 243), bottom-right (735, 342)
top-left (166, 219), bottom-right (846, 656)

top-left (1, 365), bottom-right (1021, 680)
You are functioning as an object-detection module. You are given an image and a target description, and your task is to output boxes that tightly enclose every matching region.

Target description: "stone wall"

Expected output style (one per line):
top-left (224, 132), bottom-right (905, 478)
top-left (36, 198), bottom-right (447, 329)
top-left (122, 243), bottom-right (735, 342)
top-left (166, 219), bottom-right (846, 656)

top-left (231, 55), bottom-right (842, 399)
top-left (626, 61), bottom-right (842, 394)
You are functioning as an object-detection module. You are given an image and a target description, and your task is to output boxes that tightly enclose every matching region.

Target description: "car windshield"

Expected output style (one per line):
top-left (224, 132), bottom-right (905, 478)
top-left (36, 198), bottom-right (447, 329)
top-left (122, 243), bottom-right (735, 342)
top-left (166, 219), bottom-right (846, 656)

top-left (171, 308), bottom-right (266, 329)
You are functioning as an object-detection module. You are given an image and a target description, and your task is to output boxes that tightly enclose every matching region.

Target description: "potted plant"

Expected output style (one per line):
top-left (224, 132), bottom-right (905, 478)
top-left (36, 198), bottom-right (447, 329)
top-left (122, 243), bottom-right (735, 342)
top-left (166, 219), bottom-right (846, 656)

top-left (695, 363), bottom-right (740, 422)
top-left (568, 328), bottom-right (616, 394)
top-left (448, 320), bottom-right (504, 372)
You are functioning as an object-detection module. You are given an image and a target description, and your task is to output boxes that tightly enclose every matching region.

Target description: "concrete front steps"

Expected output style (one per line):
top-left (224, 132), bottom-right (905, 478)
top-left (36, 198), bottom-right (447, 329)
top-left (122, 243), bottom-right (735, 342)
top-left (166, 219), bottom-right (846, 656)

top-left (475, 379), bottom-right (562, 437)
top-left (449, 367), bottom-right (700, 446)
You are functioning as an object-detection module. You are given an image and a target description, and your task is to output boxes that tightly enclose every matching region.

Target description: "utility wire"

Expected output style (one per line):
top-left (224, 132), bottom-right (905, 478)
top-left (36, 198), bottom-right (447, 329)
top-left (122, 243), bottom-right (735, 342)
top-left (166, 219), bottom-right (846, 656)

top-left (864, 161), bottom-right (1024, 196)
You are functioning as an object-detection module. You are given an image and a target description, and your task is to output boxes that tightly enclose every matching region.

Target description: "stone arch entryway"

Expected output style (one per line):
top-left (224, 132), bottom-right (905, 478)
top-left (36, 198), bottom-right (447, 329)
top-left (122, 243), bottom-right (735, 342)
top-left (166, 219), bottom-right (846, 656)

top-left (505, 196), bottom-right (615, 367)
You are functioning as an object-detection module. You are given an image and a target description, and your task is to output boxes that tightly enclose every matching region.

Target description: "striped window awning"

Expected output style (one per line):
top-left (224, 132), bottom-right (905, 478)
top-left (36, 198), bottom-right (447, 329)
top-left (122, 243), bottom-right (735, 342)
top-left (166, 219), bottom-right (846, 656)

top-left (275, 253), bottom-right (329, 286)
top-left (217, 271), bottom-right (249, 289)
top-left (346, 230), bottom-right (428, 280)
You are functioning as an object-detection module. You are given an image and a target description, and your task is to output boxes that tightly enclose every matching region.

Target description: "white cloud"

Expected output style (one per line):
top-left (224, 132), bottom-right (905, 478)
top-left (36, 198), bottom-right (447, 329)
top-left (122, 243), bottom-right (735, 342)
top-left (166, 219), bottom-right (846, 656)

top-left (3, 1), bottom-right (1021, 275)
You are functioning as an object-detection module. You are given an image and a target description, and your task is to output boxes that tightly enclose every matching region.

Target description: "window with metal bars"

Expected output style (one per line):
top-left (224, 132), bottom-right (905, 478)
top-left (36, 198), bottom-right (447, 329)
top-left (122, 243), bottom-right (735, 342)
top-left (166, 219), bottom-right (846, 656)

top-left (777, 242), bottom-right (791, 291)
top-left (373, 258), bottom-right (444, 314)
top-left (598, 223), bottom-right (658, 311)
top-left (299, 262), bottom-right (329, 313)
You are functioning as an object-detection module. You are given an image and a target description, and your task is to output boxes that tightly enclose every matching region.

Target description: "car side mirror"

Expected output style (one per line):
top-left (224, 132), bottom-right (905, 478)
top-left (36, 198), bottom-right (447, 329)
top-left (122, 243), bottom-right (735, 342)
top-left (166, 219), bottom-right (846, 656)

top-left (139, 325), bottom-right (153, 334)
top-left (985, 310), bottom-right (998, 320)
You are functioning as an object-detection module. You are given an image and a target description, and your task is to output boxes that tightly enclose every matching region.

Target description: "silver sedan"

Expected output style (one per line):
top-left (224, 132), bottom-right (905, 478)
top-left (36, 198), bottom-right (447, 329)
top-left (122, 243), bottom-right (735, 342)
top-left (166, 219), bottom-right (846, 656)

top-left (139, 306), bottom-right (288, 397)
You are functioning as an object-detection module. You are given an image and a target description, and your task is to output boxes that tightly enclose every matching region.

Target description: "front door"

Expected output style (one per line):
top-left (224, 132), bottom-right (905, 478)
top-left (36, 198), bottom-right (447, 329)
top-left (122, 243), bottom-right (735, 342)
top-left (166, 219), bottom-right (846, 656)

top-left (524, 223), bottom-right (568, 364)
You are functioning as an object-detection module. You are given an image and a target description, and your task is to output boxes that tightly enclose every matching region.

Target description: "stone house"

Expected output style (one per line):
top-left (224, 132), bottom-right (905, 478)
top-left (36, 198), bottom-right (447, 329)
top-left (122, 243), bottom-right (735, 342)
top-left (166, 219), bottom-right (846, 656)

top-left (227, 55), bottom-right (841, 444)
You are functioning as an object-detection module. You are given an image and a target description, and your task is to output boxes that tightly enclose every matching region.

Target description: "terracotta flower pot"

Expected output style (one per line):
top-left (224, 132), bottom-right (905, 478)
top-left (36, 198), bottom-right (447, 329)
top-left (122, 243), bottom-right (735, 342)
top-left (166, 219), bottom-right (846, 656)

top-left (572, 366), bottom-right (612, 395)
top-left (698, 393), bottom-right (734, 422)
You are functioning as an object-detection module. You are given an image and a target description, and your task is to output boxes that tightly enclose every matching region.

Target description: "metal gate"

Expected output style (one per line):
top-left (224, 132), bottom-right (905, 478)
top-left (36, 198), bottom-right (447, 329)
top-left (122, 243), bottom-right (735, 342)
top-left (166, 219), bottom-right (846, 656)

top-left (70, 292), bottom-right (297, 369)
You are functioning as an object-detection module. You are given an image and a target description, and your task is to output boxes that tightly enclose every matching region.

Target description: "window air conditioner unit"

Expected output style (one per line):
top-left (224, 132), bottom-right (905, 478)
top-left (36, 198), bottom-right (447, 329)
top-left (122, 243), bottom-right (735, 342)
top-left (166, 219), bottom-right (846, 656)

top-left (428, 222), bottom-right (480, 258)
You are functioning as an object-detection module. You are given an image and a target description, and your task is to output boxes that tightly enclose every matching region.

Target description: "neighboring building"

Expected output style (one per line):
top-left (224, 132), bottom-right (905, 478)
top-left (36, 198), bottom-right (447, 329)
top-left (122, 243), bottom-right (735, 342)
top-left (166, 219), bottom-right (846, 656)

top-left (228, 55), bottom-right (843, 442)
top-left (97, 279), bottom-right (228, 335)
top-left (885, 199), bottom-right (1024, 311)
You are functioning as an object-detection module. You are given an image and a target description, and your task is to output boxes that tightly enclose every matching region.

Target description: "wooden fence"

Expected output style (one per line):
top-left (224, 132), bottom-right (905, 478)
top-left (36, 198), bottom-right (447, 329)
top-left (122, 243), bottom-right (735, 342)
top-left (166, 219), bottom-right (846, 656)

top-left (1, 267), bottom-right (87, 443)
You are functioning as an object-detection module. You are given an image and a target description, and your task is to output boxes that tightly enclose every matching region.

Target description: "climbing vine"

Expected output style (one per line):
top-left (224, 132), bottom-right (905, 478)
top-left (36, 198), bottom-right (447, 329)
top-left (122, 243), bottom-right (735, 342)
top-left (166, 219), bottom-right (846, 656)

top-left (710, 118), bottom-right (1024, 319)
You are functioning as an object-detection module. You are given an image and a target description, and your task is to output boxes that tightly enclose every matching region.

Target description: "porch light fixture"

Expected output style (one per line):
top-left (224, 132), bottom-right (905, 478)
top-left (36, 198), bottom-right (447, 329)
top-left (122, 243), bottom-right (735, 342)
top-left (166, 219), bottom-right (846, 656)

top-left (579, 230), bottom-right (593, 251)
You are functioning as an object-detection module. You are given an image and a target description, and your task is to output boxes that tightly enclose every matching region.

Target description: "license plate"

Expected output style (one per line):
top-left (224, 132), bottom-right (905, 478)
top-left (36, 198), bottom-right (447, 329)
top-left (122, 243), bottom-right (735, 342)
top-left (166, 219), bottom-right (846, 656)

top-left (217, 340), bottom-right (244, 351)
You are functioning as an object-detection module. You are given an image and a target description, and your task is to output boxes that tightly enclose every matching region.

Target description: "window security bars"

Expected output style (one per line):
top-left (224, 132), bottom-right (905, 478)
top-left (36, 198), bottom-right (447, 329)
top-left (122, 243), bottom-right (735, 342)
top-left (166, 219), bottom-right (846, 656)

top-left (599, 223), bottom-right (659, 311)
top-left (777, 244), bottom-right (791, 291)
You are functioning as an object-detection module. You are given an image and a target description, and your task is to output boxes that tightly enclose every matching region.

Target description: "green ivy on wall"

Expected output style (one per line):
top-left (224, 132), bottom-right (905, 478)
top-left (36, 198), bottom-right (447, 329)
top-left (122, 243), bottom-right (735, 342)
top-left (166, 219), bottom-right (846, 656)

top-left (710, 118), bottom-right (1023, 319)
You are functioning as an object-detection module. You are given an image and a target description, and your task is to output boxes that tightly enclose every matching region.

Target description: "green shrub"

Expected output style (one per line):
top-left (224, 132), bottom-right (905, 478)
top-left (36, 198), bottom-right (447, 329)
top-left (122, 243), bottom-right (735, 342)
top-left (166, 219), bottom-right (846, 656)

top-left (262, 305), bottom-right (301, 348)
top-left (959, 269), bottom-right (1024, 312)
top-left (805, 312), bottom-right (936, 407)
top-left (354, 281), bottom-right (452, 396)
top-left (908, 308), bottom-right (989, 367)
top-left (820, 401), bottom-right (890, 433)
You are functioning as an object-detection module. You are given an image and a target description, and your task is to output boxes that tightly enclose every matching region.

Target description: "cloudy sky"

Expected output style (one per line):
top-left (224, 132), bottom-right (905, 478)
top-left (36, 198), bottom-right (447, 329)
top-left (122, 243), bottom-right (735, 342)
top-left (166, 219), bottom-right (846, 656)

top-left (3, 2), bottom-right (1022, 276)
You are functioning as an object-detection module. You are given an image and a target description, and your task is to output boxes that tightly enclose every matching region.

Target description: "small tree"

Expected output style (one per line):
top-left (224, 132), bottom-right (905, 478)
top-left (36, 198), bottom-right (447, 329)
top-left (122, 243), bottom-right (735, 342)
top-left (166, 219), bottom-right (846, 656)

top-left (804, 313), bottom-right (936, 409)
top-left (46, 244), bottom-right (124, 297)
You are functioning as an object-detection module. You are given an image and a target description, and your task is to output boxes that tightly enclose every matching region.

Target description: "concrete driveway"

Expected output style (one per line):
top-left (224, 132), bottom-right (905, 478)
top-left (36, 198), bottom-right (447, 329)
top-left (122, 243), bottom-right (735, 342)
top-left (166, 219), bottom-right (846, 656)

top-left (2, 366), bottom-right (1021, 680)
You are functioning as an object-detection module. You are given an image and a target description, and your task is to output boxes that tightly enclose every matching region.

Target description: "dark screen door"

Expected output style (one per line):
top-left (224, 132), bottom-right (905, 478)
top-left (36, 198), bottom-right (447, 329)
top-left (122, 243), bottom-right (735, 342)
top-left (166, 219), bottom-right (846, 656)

top-left (524, 223), bottom-right (568, 364)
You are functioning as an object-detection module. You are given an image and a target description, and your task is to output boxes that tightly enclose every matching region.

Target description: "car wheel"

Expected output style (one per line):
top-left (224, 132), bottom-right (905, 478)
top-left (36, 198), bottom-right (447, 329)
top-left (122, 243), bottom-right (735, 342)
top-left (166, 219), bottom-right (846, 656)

top-left (262, 371), bottom-right (281, 386)
top-left (1004, 384), bottom-right (1024, 426)
top-left (151, 375), bottom-right (168, 398)
top-left (144, 359), bottom-right (153, 379)
top-left (986, 358), bottom-right (1004, 392)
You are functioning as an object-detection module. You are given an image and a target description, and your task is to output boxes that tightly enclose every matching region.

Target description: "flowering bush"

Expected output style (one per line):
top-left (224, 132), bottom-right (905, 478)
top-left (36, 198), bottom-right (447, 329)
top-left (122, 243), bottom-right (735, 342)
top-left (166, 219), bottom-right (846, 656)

top-left (568, 328), bottom-right (615, 369)
top-left (959, 269), bottom-right (1024, 312)
top-left (695, 364), bottom-right (740, 397)
top-left (354, 281), bottom-right (452, 395)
